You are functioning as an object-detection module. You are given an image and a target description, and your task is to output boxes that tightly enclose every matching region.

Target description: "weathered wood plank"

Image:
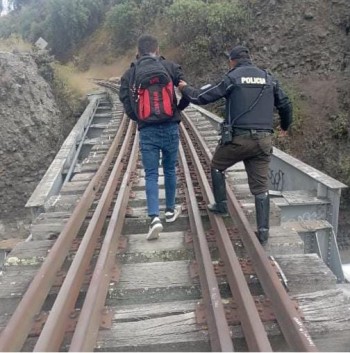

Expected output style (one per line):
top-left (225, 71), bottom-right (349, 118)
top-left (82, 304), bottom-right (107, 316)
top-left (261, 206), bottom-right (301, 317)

top-left (31, 220), bottom-right (89, 241)
top-left (60, 180), bottom-right (90, 195)
top-left (108, 260), bottom-right (201, 304)
top-left (296, 288), bottom-right (350, 333)
top-left (265, 225), bottom-right (304, 256)
top-left (0, 238), bottom-right (23, 251)
top-left (275, 254), bottom-right (337, 294)
top-left (282, 190), bottom-right (330, 206)
top-left (312, 330), bottom-right (350, 352)
top-left (70, 172), bottom-right (95, 182)
top-left (44, 194), bottom-right (81, 212)
top-left (0, 268), bottom-right (38, 299)
top-left (111, 254), bottom-right (336, 305)
top-left (120, 231), bottom-right (194, 263)
top-left (282, 219), bottom-right (332, 233)
top-left (115, 261), bottom-right (192, 290)
top-left (105, 299), bottom-right (197, 321)
top-left (97, 308), bottom-right (211, 352)
top-left (31, 223), bottom-right (67, 240)
top-left (5, 240), bottom-right (54, 266)
top-left (5, 289), bottom-right (350, 351)
top-left (32, 211), bottom-right (71, 224)
top-left (100, 288), bottom-right (350, 352)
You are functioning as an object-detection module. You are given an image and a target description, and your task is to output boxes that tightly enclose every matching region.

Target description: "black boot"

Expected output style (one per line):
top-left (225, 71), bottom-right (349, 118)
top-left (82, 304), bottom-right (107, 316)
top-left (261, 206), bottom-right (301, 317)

top-left (207, 168), bottom-right (228, 215)
top-left (255, 192), bottom-right (270, 245)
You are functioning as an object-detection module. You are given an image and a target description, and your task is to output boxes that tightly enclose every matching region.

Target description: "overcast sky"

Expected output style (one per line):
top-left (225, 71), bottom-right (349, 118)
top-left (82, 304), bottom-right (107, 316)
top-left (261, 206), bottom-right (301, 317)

top-left (1, 0), bottom-right (10, 16)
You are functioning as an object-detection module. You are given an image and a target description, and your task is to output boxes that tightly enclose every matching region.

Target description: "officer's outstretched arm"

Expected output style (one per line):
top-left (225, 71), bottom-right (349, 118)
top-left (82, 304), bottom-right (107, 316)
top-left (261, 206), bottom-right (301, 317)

top-left (181, 77), bottom-right (231, 105)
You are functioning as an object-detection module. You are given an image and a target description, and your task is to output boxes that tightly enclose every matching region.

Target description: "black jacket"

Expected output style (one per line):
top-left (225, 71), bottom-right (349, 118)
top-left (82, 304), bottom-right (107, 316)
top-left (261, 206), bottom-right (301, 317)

top-left (181, 61), bottom-right (292, 131)
top-left (119, 55), bottom-right (189, 129)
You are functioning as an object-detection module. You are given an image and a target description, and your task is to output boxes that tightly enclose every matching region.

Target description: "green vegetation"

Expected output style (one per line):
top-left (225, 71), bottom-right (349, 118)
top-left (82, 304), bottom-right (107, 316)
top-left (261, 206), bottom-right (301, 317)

top-left (0, 0), bottom-right (247, 65)
top-left (0, 0), bottom-right (111, 60)
top-left (52, 62), bottom-right (89, 114)
top-left (329, 113), bottom-right (349, 140)
top-left (165, 0), bottom-right (248, 74)
top-left (0, 0), bottom-right (248, 127)
top-left (271, 82), bottom-right (302, 154)
top-left (105, 1), bottom-right (142, 52)
top-left (1, 0), bottom-right (350, 203)
top-left (0, 34), bottom-right (31, 51)
top-left (285, 85), bottom-right (303, 134)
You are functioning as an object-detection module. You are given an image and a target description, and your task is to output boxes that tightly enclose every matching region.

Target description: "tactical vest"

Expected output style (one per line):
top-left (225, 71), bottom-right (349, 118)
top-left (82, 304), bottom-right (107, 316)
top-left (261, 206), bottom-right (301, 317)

top-left (226, 65), bottom-right (274, 130)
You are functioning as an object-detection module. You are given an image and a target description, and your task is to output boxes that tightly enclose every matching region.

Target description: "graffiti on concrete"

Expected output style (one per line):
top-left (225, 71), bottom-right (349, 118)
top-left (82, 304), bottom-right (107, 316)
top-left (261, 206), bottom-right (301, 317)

top-left (268, 169), bottom-right (284, 191)
top-left (282, 211), bottom-right (320, 223)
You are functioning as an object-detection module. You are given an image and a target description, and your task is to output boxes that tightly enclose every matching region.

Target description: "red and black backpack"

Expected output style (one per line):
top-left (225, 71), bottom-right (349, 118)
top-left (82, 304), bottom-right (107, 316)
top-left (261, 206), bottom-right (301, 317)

top-left (130, 56), bottom-right (176, 123)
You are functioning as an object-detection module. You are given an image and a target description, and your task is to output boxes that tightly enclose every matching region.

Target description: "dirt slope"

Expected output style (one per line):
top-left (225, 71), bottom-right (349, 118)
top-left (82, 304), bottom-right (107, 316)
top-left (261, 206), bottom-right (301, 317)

top-left (1, 0), bottom-right (350, 242)
top-left (0, 52), bottom-right (63, 237)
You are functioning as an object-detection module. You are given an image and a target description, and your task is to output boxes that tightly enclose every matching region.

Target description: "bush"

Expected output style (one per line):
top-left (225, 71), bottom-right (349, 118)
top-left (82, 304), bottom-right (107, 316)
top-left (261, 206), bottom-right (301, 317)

top-left (206, 1), bottom-right (248, 55)
top-left (165, 0), bottom-right (208, 45)
top-left (139, 0), bottom-right (174, 26)
top-left (164, 0), bottom-right (248, 76)
top-left (1, 0), bottom-right (107, 60)
top-left (105, 1), bottom-right (142, 51)
top-left (0, 15), bottom-right (17, 38)
top-left (328, 113), bottom-right (349, 139)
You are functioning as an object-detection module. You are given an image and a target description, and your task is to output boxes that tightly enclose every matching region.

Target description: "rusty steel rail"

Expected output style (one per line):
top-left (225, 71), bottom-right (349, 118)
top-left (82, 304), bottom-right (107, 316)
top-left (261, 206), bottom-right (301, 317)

top-left (33, 121), bottom-right (136, 351)
top-left (69, 129), bottom-right (139, 351)
top-left (178, 143), bottom-right (234, 352)
top-left (93, 79), bottom-right (120, 92)
top-left (182, 110), bottom-right (318, 352)
top-left (180, 123), bottom-right (273, 352)
top-left (0, 114), bottom-right (130, 352)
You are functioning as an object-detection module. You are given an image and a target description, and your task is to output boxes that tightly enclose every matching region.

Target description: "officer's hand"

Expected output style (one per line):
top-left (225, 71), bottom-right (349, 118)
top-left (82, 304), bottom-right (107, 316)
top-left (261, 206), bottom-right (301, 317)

top-left (178, 80), bottom-right (187, 91)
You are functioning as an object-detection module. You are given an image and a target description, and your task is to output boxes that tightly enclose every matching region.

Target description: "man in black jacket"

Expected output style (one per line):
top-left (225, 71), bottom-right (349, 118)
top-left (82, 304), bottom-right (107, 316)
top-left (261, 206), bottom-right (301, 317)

top-left (178, 45), bottom-right (292, 245)
top-left (119, 34), bottom-right (188, 241)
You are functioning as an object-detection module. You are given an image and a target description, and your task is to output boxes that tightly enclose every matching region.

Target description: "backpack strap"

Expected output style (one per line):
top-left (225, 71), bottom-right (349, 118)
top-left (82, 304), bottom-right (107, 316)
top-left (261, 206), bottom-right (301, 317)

top-left (158, 57), bottom-right (173, 81)
top-left (129, 56), bottom-right (160, 90)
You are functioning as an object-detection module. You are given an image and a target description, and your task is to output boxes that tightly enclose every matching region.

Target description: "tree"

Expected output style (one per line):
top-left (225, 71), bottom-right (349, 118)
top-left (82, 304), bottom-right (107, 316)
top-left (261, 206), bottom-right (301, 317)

top-left (164, 0), bottom-right (248, 76)
top-left (106, 1), bottom-right (142, 51)
top-left (206, 0), bottom-right (248, 55)
top-left (45, 0), bottom-right (105, 59)
top-left (166, 0), bottom-right (208, 45)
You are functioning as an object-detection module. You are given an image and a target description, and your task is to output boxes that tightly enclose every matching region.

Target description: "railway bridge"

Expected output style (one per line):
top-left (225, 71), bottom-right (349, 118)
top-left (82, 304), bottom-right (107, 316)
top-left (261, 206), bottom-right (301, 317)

top-left (0, 81), bottom-right (349, 351)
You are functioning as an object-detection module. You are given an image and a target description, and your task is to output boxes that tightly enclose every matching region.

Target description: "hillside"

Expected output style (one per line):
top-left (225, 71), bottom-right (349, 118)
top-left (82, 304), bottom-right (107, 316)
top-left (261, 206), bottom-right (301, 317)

top-left (0, 51), bottom-right (66, 236)
top-left (0, 0), bottom-right (350, 245)
top-left (74, 0), bottom-right (350, 191)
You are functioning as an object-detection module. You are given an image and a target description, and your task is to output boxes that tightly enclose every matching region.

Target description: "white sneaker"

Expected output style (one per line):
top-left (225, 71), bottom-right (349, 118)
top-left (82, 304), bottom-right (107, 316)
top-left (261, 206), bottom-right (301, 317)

top-left (165, 205), bottom-right (182, 223)
top-left (146, 217), bottom-right (163, 240)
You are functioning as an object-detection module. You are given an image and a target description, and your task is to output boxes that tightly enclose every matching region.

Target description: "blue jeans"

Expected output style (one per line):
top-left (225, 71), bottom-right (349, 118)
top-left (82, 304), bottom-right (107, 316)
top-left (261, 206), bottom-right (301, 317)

top-left (139, 123), bottom-right (180, 217)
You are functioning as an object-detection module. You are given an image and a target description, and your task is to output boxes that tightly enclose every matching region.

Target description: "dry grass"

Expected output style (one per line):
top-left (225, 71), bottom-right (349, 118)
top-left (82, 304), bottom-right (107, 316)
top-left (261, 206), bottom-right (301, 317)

top-left (53, 54), bottom-right (135, 96)
top-left (0, 35), bottom-right (31, 52)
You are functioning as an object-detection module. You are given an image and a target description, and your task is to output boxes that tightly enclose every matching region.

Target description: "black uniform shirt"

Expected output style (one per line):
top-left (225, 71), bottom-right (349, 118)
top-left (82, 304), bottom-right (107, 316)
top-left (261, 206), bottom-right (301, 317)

top-left (182, 61), bottom-right (292, 131)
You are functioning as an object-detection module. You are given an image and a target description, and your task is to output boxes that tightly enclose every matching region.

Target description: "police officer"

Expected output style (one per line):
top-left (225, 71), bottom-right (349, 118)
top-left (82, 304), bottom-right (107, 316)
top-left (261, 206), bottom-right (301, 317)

top-left (178, 45), bottom-right (292, 245)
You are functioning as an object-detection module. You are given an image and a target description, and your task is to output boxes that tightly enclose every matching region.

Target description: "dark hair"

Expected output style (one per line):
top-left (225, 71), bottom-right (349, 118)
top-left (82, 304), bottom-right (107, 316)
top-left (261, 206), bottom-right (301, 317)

top-left (137, 34), bottom-right (159, 56)
top-left (236, 52), bottom-right (250, 60)
top-left (229, 45), bottom-right (250, 60)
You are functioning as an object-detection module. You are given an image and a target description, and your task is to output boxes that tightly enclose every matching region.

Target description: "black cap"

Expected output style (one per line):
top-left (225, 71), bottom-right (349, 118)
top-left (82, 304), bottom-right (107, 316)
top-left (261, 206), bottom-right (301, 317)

top-left (229, 45), bottom-right (249, 60)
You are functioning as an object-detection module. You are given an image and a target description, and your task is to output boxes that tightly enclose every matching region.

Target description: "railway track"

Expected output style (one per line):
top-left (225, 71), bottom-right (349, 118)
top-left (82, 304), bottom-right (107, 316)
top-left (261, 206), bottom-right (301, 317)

top-left (0, 81), bottom-right (348, 351)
